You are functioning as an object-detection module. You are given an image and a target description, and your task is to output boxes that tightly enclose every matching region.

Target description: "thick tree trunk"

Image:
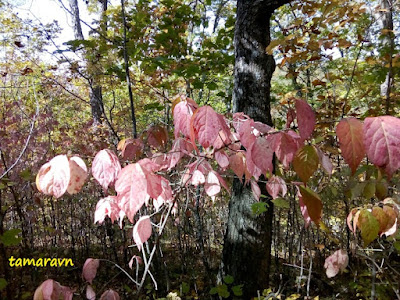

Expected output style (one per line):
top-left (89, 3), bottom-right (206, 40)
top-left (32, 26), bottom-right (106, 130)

top-left (221, 0), bottom-right (290, 297)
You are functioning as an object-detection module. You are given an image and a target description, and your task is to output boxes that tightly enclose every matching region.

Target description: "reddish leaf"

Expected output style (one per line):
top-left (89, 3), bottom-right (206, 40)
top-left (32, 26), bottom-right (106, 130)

top-left (147, 125), bottom-right (168, 149)
top-left (273, 131), bottom-right (300, 168)
top-left (299, 186), bottom-right (322, 225)
top-left (154, 177), bottom-right (173, 211)
top-left (238, 119), bottom-right (256, 149)
top-left (250, 136), bottom-right (274, 175)
top-left (336, 118), bottom-right (365, 174)
top-left (324, 250), bottom-right (349, 278)
top-left (295, 99), bottom-right (315, 141)
top-left (86, 285), bottom-right (96, 300)
top-left (92, 149), bottom-right (121, 191)
top-left (205, 171), bottom-right (221, 197)
top-left (229, 152), bottom-right (245, 182)
top-left (82, 258), bottom-right (100, 284)
top-left (190, 106), bottom-right (231, 149)
top-left (133, 216), bottom-right (152, 251)
top-left (372, 206), bottom-right (388, 234)
top-left (382, 205), bottom-right (398, 236)
top-left (173, 100), bottom-right (197, 138)
top-left (115, 164), bottom-right (149, 222)
top-left (118, 138), bottom-right (144, 161)
top-left (36, 155), bottom-right (70, 198)
top-left (67, 156), bottom-right (88, 194)
top-left (250, 180), bottom-right (261, 201)
top-left (245, 147), bottom-right (262, 181)
top-left (299, 193), bottom-right (311, 228)
top-left (364, 116), bottom-right (400, 177)
top-left (94, 196), bottom-right (120, 225)
top-left (266, 175), bottom-right (287, 199)
top-left (100, 289), bottom-right (120, 300)
top-left (293, 145), bottom-right (319, 183)
top-left (215, 150), bottom-right (229, 169)
top-left (286, 108), bottom-right (296, 128)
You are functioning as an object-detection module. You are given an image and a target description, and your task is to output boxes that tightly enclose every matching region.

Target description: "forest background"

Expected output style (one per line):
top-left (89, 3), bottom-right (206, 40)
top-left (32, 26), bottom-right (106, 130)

top-left (0, 0), bottom-right (400, 299)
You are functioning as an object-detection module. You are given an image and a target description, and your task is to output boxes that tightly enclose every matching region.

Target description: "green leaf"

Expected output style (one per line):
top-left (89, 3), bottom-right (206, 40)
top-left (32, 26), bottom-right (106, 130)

top-left (19, 169), bottom-right (33, 181)
top-left (394, 241), bottom-right (400, 253)
top-left (181, 281), bottom-right (190, 294)
top-left (0, 182), bottom-right (5, 190)
top-left (210, 287), bottom-right (218, 295)
top-left (363, 182), bottom-right (376, 199)
top-left (0, 278), bottom-right (7, 291)
top-left (232, 284), bottom-right (243, 297)
top-left (223, 275), bottom-right (234, 284)
top-left (299, 186), bottom-right (323, 225)
top-left (217, 284), bottom-right (230, 298)
top-left (0, 229), bottom-right (22, 246)
top-left (293, 145), bottom-right (319, 183)
top-left (359, 209), bottom-right (379, 246)
top-left (251, 202), bottom-right (268, 216)
top-left (271, 197), bottom-right (290, 209)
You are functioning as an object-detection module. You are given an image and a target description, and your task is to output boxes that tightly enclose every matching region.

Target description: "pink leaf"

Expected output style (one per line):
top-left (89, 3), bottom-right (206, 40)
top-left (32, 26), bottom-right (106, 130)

top-left (82, 258), bottom-right (100, 284)
top-left (128, 255), bottom-right (143, 269)
top-left (36, 155), bottom-right (70, 198)
top-left (86, 285), bottom-right (96, 300)
top-left (115, 164), bottom-right (149, 222)
top-left (237, 119), bottom-right (256, 149)
top-left (316, 147), bottom-right (333, 175)
top-left (299, 194), bottom-right (311, 228)
top-left (250, 180), bottom-right (261, 201)
top-left (364, 116), bottom-right (400, 178)
top-left (295, 99), bottom-right (315, 141)
top-left (67, 156), bottom-right (88, 194)
top-left (286, 108), bottom-right (296, 128)
top-left (245, 147), bottom-right (262, 181)
top-left (118, 138), bottom-right (144, 161)
top-left (94, 196), bottom-right (120, 225)
top-left (92, 149), bottom-right (121, 191)
top-left (33, 279), bottom-right (61, 300)
top-left (324, 249), bottom-right (349, 278)
top-left (266, 175), bottom-right (287, 199)
top-left (190, 106), bottom-right (231, 149)
top-left (100, 289), bottom-right (120, 300)
top-left (205, 171), bottom-right (221, 197)
top-left (191, 169), bottom-right (206, 186)
top-left (249, 136), bottom-right (274, 175)
top-left (215, 150), bottom-right (229, 169)
top-left (173, 100), bottom-right (197, 138)
top-left (133, 216), bottom-right (152, 251)
top-left (273, 131), bottom-right (300, 168)
top-left (336, 118), bottom-right (365, 174)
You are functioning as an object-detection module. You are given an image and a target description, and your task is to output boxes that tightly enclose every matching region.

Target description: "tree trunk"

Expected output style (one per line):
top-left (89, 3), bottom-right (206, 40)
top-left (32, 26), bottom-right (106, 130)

top-left (379, 0), bottom-right (394, 115)
top-left (69, 0), bottom-right (104, 125)
top-left (221, 0), bottom-right (290, 297)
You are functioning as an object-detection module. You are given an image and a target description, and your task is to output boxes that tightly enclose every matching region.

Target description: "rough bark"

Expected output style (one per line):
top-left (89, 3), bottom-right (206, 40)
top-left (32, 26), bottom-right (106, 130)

top-left (221, 0), bottom-right (290, 297)
top-left (69, 0), bottom-right (84, 40)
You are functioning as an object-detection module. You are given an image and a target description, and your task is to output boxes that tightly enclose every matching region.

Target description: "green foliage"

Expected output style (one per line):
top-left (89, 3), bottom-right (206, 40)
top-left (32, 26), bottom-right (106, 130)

top-left (0, 229), bottom-right (21, 246)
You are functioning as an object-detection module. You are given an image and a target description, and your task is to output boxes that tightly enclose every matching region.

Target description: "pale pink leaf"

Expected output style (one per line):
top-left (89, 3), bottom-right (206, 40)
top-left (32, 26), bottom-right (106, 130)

top-left (154, 177), bottom-right (173, 211)
top-left (205, 171), bottom-right (221, 197)
top-left (94, 196), bottom-right (120, 224)
top-left (316, 147), bottom-right (333, 175)
top-left (100, 289), bottom-right (120, 300)
top-left (92, 149), bottom-right (121, 191)
top-left (245, 147), bottom-right (262, 181)
top-left (238, 119), bottom-right (256, 149)
top-left (86, 285), bottom-right (96, 300)
top-left (250, 180), bottom-right (261, 201)
top-left (67, 156), bottom-right (88, 194)
top-left (33, 279), bottom-right (61, 300)
top-left (190, 106), bottom-right (231, 149)
top-left (191, 169), bottom-right (206, 186)
top-left (133, 216), bottom-right (152, 251)
top-left (324, 250), bottom-right (349, 278)
top-left (295, 98), bottom-right (315, 141)
top-left (266, 175), bottom-right (287, 199)
top-left (336, 118), bottom-right (365, 174)
top-left (364, 116), bottom-right (400, 178)
top-left (128, 255), bottom-right (143, 270)
top-left (215, 150), bottom-right (229, 169)
top-left (82, 258), bottom-right (100, 284)
top-left (36, 155), bottom-right (70, 198)
top-left (115, 164), bottom-right (149, 222)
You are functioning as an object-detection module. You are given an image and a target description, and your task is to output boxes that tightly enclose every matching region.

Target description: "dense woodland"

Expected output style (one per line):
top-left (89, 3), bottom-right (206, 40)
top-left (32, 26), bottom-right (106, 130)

top-left (0, 0), bottom-right (400, 299)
